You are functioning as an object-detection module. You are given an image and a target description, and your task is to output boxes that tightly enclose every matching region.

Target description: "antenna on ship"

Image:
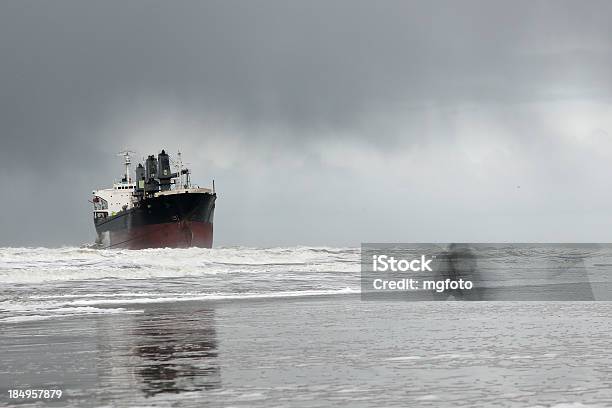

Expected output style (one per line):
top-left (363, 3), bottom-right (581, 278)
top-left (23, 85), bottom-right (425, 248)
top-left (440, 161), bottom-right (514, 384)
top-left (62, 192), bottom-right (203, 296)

top-left (177, 150), bottom-right (183, 189)
top-left (176, 150), bottom-right (192, 189)
top-left (117, 150), bottom-right (135, 183)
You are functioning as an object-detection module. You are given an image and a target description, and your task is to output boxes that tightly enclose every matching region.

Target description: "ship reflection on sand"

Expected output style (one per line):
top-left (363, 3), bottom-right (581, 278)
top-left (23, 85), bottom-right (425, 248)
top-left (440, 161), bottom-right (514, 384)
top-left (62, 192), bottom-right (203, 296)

top-left (131, 308), bottom-right (221, 396)
top-left (0, 303), bottom-right (223, 406)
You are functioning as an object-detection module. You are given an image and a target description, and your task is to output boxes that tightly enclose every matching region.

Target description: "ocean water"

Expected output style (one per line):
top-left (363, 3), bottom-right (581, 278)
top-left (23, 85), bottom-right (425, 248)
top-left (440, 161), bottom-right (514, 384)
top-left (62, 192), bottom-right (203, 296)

top-left (0, 246), bottom-right (611, 407)
top-left (0, 246), bottom-right (360, 323)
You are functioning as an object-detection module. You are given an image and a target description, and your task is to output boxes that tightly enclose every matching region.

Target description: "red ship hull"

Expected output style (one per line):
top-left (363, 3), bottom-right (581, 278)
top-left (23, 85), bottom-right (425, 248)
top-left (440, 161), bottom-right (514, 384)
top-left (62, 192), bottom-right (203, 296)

top-left (105, 221), bottom-right (213, 249)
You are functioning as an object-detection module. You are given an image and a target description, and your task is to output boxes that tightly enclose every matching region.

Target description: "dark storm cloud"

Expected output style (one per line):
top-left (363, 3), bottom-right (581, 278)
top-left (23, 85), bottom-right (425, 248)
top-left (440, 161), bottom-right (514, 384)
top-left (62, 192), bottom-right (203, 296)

top-left (2, 0), bottom-right (612, 246)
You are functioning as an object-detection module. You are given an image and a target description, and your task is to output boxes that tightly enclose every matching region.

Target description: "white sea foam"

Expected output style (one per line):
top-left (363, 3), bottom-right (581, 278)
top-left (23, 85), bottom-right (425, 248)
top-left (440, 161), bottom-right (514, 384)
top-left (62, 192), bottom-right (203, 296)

top-left (0, 287), bottom-right (358, 323)
top-left (385, 356), bottom-right (423, 361)
top-left (0, 306), bottom-right (143, 323)
top-left (66, 287), bottom-right (358, 304)
top-left (415, 395), bottom-right (440, 401)
top-left (5, 288), bottom-right (357, 309)
top-left (0, 246), bottom-right (360, 283)
top-left (0, 247), bottom-right (361, 323)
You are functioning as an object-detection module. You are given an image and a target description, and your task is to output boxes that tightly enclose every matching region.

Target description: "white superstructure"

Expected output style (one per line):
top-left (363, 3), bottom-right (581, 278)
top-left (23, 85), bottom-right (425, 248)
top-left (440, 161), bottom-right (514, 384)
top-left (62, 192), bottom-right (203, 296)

top-left (92, 182), bottom-right (136, 219)
top-left (92, 151), bottom-right (137, 220)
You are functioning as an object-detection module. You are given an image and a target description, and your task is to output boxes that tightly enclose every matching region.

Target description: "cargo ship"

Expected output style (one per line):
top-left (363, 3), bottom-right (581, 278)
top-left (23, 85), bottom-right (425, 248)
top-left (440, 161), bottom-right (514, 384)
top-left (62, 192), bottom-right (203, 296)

top-left (92, 150), bottom-right (216, 249)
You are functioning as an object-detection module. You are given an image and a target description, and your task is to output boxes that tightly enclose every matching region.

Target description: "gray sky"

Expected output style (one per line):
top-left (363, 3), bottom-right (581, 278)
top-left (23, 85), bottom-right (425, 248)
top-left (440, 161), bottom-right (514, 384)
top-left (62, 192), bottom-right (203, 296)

top-left (2, 0), bottom-right (612, 247)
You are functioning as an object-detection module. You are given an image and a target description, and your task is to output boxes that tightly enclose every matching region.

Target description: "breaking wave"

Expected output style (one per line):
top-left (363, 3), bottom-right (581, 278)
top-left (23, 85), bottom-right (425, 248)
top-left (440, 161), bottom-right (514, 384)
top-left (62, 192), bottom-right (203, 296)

top-left (0, 246), bottom-right (360, 283)
top-left (0, 246), bottom-right (361, 323)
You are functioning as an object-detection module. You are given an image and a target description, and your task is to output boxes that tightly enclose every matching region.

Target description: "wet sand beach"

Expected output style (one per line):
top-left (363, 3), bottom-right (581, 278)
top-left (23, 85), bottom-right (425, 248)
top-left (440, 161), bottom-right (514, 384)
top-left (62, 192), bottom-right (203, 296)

top-left (2, 295), bottom-right (611, 407)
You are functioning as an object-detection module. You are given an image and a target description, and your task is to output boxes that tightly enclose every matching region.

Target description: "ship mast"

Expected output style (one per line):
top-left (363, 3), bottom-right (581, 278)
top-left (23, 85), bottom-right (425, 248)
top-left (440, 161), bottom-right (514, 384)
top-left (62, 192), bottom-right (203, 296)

top-left (177, 150), bottom-right (183, 189)
top-left (118, 150), bottom-right (135, 183)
